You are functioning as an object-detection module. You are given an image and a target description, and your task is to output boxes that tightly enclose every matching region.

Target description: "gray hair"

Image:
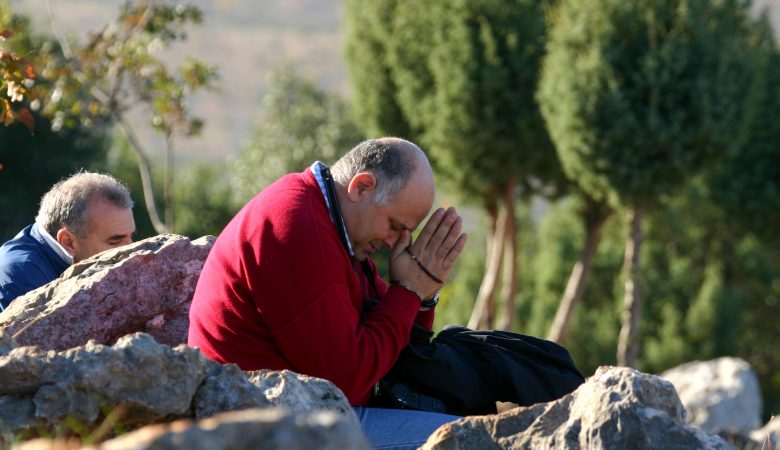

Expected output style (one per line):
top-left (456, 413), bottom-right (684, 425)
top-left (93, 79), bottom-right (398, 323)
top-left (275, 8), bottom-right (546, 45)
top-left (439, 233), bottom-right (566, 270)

top-left (331, 139), bottom-right (416, 205)
top-left (36, 172), bottom-right (133, 237)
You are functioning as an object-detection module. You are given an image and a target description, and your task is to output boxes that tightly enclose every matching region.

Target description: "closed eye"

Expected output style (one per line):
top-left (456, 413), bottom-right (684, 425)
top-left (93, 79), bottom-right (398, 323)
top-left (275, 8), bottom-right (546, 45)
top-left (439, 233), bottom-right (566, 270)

top-left (390, 219), bottom-right (408, 231)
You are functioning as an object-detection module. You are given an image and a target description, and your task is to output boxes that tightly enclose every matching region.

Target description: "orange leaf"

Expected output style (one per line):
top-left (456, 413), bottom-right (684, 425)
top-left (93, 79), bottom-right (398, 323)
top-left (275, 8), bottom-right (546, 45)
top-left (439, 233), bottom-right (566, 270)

top-left (16, 108), bottom-right (34, 132)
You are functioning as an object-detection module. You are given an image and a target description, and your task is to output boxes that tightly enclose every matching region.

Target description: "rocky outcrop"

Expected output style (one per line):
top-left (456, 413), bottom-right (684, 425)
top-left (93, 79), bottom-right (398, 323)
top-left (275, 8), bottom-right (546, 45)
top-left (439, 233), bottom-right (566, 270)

top-left (750, 415), bottom-right (780, 449)
top-left (420, 366), bottom-right (735, 450)
top-left (0, 234), bottom-right (214, 351)
top-left (0, 233), bottom-right (760, 450)
top-left (661, 357), bottom-right (762, 434)
top-left (16, 409), bottom-right (372, 450)
top-left (247, 369), bottom-right (359, 424)
top-left (0, 333), bottom-right (357, 437)
top-left (0, 329), bottom-right (15, 356)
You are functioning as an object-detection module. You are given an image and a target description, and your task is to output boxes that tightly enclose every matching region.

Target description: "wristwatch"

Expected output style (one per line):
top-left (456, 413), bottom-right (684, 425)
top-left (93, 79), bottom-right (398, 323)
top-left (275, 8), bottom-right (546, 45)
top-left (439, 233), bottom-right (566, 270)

top-left (420, 291), bottom-right (440, 311)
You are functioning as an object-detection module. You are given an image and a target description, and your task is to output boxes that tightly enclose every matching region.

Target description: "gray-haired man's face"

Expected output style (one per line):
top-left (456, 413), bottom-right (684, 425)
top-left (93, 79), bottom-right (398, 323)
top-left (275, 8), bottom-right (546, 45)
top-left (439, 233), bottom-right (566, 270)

top-left (64, 197), bottom-right (136, 262)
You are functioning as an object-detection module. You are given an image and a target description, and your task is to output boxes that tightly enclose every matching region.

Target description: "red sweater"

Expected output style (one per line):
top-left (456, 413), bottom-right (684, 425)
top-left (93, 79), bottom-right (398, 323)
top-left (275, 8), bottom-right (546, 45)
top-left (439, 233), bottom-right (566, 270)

top-left (188, 169), bottom-right (434, 405)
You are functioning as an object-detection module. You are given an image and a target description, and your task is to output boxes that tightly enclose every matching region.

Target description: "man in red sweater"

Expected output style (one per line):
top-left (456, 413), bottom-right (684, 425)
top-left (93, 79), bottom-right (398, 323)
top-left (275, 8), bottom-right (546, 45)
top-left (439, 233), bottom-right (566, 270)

top-left (189, 138), bottom-right (467, 449)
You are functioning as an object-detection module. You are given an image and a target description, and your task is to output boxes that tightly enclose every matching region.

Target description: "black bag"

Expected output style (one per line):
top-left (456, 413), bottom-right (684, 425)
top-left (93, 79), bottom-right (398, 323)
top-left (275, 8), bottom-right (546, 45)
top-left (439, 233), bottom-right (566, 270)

top-left (372, 324), bottom-right (585, 416)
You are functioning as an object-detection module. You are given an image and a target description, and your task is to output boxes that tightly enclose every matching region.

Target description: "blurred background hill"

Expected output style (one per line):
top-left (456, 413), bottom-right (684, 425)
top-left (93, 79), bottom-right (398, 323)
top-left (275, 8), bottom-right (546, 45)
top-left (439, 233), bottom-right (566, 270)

top-left (14, 0), bottom-right (349, 161)
top-left (11, 0), bottom-right (779, 162)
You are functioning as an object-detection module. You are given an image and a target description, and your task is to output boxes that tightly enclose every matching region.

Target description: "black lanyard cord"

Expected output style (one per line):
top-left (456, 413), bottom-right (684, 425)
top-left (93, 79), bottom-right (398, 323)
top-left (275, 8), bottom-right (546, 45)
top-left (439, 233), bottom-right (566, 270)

top-left (320, 165), bottom-right (379, 299)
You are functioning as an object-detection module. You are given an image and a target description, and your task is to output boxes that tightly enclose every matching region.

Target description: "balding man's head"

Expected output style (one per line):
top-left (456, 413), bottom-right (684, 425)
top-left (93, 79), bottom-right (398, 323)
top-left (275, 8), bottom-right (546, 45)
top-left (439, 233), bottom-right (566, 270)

top-left (332, 138), bottom-right (436, 260)
top-left (331, 138), bottom-right (433, 205)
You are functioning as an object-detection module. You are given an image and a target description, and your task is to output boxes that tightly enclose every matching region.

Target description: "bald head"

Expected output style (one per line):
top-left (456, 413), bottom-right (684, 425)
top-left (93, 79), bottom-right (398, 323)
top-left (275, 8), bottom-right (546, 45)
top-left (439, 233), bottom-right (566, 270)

top-left (331, 137), bottom-right (434, 205)
top-left (333, 138), bottom-right (436, 259)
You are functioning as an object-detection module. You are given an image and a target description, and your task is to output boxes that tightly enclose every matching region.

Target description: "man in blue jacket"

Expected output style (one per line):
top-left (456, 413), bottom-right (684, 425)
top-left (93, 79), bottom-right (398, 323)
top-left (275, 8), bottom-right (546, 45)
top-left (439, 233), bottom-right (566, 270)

top-left (0, 172), bottom-right (136, 310)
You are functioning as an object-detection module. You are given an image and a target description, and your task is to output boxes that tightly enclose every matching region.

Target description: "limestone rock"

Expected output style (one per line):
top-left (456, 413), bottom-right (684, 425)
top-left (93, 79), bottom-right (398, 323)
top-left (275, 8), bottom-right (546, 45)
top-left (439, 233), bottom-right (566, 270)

top-left (16, 409), bottom-right (372, 450)
top-left (249, 369), bottom-right (359, 429)
top-left (421, 366), bottom-right (735, 450)
top-left (192, 363), bottom-right (272, 419)
top-left (750, 415), bottom-right (780, 449)
top-left (94, 408), bottom-right (370, 450)
top-left (0, 234), bottom-right (214, 351)
top-left (661, 357), bottom-right (762, 434)
top-left (0, 329), bottom-right (16, 356)
top-left (0, 333), bottom-right (358, 440)
top-left (0, 333), bottom-right (213, 432)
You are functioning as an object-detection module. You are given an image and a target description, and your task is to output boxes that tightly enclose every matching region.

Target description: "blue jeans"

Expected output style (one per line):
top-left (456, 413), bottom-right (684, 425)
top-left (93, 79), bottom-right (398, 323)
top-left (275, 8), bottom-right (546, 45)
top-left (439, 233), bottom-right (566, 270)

top-left (354, 407), bottom-right (460, 450)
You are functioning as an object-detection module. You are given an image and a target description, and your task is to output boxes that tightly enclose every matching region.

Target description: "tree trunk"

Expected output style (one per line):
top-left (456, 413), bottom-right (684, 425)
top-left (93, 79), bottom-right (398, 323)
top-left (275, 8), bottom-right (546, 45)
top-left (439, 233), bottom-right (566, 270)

top-left (164, 130), bottom-right (174, 232)
top-left (497, 181), bottom-right (518, 331)
top-left (617, 207), bottom-right (644, 368)
top-left (114, 113), bottom-right (169, 235)
top-left (468, 204), bottom-right (505, 330)
top-left (548, 198), bottom-right (610, 344)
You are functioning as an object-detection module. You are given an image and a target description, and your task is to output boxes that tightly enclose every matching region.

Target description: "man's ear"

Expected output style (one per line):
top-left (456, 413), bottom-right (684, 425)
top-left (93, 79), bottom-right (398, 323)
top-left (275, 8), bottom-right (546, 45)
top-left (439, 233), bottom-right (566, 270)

top-left (346, 172), bottom-right (377, 202)
top-left (56, 228), bottom-right (78, 256)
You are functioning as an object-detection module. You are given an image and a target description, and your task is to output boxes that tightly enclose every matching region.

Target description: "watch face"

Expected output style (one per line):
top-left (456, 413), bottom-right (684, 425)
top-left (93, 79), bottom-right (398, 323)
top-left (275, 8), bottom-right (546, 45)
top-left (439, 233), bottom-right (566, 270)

top-left (421, 291), bottom-right (440, 308)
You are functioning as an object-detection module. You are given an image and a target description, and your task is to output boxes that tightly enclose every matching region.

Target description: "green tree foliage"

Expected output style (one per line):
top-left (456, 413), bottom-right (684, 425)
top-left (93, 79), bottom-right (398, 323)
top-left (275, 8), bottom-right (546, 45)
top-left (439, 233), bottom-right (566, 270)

top-left (0, 3), bottom-right (109, 239)
top-left (105, 134), bottom-right (235, 240)
top-left (103, 135), bottom-right (160, 239)
top-left (172, 162), bottom-right (235, 238)
top-left (527, 196), bottom-right (624, 372)
top-left (639, 180), bottom-right (780, 420)
top-left (539, 0), bottom-right (756, 366)
top-left (390, 0), bottom-right (559, 202)
top-left (30, 0), bottom-right (217, 234)
top-left (233, 65), bottom-right (363, 204)
top-left (343, 0), bottom-right (410, 138)
top-left (703, 17), bottom-right (780, 241)
top-left (345, 0), bottom-right (564, 331)
top-left (0, 0), bottom-right (36, 131)
top-left (539, 0), bottom-right (752, 208)
top-left (0, 114), bottom-right (108, 240)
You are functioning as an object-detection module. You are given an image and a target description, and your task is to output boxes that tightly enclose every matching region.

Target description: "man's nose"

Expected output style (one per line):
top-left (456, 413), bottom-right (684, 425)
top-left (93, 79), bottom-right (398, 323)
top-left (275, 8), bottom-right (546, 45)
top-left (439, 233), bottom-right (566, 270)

top-left (383, 231), bottom-right (400, 249)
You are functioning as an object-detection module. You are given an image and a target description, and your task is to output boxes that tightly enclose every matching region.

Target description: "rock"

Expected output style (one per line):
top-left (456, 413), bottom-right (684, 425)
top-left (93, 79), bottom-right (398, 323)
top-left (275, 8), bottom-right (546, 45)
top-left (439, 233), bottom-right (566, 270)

top-left (421, 366), bottom-right (736, 450)
top-left (249, 369), bottom-right (359, 429)
top-left (91, 409), bottom-right (370, 450)
top-left (0, 329), bottom-right (16, 356)
top-left (16, 409), bottom-right (372, 450)
top-left (192, 363), bottom-right (272, 419)
top-left (12, 437), bottom-right (82, 450)
top-left (750, 415), bottom-right (780, 449)
top-left (0, 234), bottom-right (214, 351)
top-left (661, 357), bottom-right (762, 434)
top-left (0, 333), bottom-right (212, 431)
top-left (0, 333), bottom-right (357, 438)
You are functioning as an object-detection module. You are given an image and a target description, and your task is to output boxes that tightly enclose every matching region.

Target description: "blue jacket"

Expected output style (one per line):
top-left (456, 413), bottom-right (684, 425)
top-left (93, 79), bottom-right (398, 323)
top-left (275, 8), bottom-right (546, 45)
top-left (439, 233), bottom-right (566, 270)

top-left (0, 224), bottom-right (70, 310)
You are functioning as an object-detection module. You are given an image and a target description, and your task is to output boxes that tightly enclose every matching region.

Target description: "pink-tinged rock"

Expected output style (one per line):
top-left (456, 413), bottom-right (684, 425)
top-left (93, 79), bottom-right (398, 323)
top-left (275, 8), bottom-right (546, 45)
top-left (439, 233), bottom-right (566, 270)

top-left (421, 366), bottom-right (736, 450)
top-left (0, 234), bottom-right (214, 351)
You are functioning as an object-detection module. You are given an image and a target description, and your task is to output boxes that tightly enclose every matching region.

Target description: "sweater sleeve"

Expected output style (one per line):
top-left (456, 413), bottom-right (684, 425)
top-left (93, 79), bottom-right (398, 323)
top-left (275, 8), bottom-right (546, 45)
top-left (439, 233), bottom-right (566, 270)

top-left (249, 193), bottom-right (423, 405)
top-left (369, 260), bottom-right (435, 331)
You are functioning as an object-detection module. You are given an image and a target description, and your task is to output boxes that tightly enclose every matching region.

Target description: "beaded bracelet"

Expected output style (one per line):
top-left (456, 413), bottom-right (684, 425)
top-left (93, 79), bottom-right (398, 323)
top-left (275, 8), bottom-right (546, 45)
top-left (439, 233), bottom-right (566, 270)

top-left (404, 246), bottom-right (445, 284)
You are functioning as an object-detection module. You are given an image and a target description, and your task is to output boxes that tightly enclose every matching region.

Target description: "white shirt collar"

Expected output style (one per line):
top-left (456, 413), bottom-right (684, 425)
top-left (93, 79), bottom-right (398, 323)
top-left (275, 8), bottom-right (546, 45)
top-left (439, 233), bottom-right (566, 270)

top-left (35, 221), bottom-right (74, 265)
top-left (310, 161), bottom-right (355, 257)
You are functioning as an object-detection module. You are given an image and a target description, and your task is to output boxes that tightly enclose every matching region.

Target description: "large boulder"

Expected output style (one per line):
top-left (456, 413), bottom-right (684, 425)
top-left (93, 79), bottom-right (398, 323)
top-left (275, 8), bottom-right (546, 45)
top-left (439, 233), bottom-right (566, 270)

top-left (0, 329), bottom-right (15, 356)
top-left (0, 234), bottom-right (214, 351)
top-left (421, 366), bottom-right (735, 450)
top-left (661, 357), bottom-right (762, 434)
top-left (750, 415), bottom-right (780, 449)
top-left (0, 333), bottom-right (357, 437)
top-left (16, 408), bottom-right (371, 450)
